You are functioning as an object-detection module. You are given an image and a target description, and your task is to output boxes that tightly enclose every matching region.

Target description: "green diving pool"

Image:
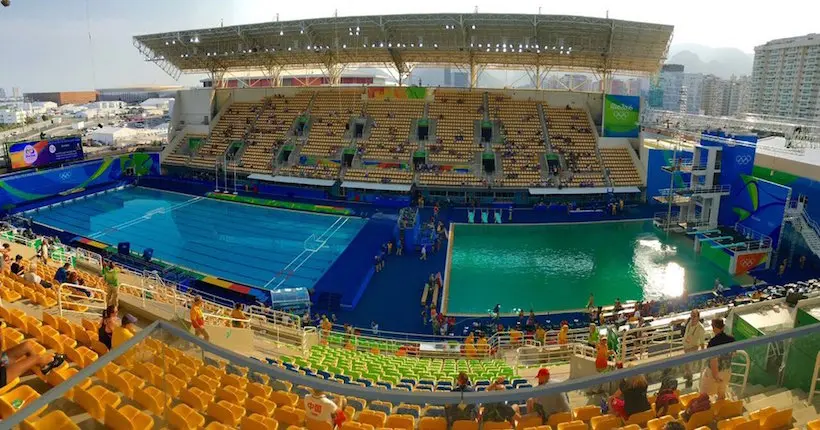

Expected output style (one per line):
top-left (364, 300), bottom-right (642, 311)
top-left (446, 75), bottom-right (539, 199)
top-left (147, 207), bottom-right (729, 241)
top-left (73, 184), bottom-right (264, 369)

top-left (445, 220), bottom-right (740, 315)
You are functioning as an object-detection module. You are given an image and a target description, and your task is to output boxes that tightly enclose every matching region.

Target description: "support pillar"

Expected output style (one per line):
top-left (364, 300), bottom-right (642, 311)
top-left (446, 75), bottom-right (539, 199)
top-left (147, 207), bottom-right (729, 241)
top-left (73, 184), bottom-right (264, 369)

top-left (325, 63), bottom-right (343, 86)
top-left (469, 60), bottom-right (478, 89)
top-left (264, 64), bottom-right (283, 87)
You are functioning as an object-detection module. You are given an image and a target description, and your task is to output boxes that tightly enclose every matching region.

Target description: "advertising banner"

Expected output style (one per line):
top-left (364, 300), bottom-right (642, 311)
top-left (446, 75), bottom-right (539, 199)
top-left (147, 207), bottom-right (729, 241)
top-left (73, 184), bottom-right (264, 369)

top-left (8, 136), bottom-right (84, 170)
top-left (602, 94), bottom-right (640, 137)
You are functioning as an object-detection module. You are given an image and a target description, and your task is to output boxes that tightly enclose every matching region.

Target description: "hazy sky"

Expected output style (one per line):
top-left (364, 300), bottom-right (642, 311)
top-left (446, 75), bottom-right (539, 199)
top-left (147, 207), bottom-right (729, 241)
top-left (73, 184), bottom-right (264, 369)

top-left (0, 0), bottom-right (816, 92)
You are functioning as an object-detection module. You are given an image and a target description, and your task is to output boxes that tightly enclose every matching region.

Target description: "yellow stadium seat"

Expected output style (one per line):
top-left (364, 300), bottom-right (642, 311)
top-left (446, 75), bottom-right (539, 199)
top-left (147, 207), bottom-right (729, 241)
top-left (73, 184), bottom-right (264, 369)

top-left (109, 370), bottom-right (145, 398)
top-left (171, 363), bottom-right (197, 380)
top-left (484, 421), bottom-right (513, 430)
top-left (104, 404), bottom-right (154, 430)
top-left (134, 385), bottom-right (170, 415)
top-left (205, 422), bottom-right (234, 430)
top-left (64, 345), bottom-right (98, 369)
top-left (247, 395), bottom-right (278, 417)
top-left (759, 408), bottom-right (792, 430)
top-left (0, 287), bottom-right (21, 303)
top-left (248, 381), bottom-right (273, 398)
top-left (452, 420), bottom-right (479, 430)
top-left (35, 292), bottom-right (57, 308)
top-left (648, 415), bottom-right (677, 430)
top-left (359, 410), bottom-right (388, 428)
top-left (163, 373), bottom-right (187, 397)
top-left (573, 405), bottom-right (601, 422)
top-left (243, 414), bottom-right (280, 430)
top-left (714, 400), bottom-right (744, 421)
top-left (275, 405), bottom-right (307, 427)
top-left (191, 374), bottom-right (219, 394)
top-left (271, 390), bottom-right (299, 407)
top-left (81, 318), bottom-right (97, 332)
top-left (168, 403), bottom-right (206, 430)
top-left (45, 366), bottom-right (90, 399)
top-left (621, 425), bottom-right (642, 430)
top-left (57, 317), bottom-right (75, 337)
top-left (2, 327), bottom-right (24, 346)
top-left (20, 410), bottom-right (79, 430)
top-left (557, 421), bottom-right (586, 430)
top-left (307, 418), bottom-right (335, 430)
top-left (178, 354), bottom-right (203, 371)
top-left (200, 364), bottom-right (226, 380)
top-left (516, 416), bottom-right (542, 430)
top-left (41, 312), bottom-right (57, 328)
top-left (208, 399), bottom-right (246, 427)
top-left (624, 409), bottom-right (655, 427)
top-left (809, 419), bottom-right (820, 430)
top-left (343, 422), bottom-right (376, 430)
top-left (221, 373), bottom-right (248, 389)
top-left (75, 385), bottom-right (121, 420)
top-left (181, 386), bottom-right (214, 410)
top-left (679, 393), bottom-right (700, 408)
top-left (216, 385), bottom-right (248, 404)
top-left (91, 340), bottom-right (109, 356)
top-left (683, 409), bottom-right (714, 430)
top-left (386, 414), bottom-right (415, 430)
top-left (547, 412), bottom-right (573, 428)
top-left (590, 415), bottom-right (621, 430)
top-left (734, 420), bottom-right (761, 430)
top-left (420, 416), bottom-right (447, 430)
top-left (0, 384), bottom-right (45, 419)
top-left (132, 362), bottom-right (163, 387)
top-left (718, 417), bottom-right (750, 430)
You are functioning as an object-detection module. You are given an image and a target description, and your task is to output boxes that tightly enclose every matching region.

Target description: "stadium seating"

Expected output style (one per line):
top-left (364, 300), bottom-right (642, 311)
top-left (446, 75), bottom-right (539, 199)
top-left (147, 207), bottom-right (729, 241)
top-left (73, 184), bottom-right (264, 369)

top-left (490, 95), bottom-right (546, 188)
top-left (544, 107), bottom-right (604, 186)
top-left (301, 89), bottom-right (364, 158)
top-left (361, 99), bottom-right (425, 161)
top-left (239, 92), bottom-right (315, 173)
top-left (600, 148), bottom-right (642, 187)
top-left (189, 102), bottom-right (262, 168)
top-left (418, 171), bottom-right (486, 187)
top-left (427, 90), bottom-right (484, 163)
top-left (344, 167), bottom-right (414, 185)
top-left (278, 164), bottom-right (340, 180)
top-left (165, 134), bottom-right (208, 166)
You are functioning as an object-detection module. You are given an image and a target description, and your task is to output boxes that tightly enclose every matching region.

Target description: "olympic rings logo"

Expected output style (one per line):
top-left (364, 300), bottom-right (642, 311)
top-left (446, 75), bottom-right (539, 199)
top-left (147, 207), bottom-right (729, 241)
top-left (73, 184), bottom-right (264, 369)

top-left (735, 155), bottom-right (752, 165)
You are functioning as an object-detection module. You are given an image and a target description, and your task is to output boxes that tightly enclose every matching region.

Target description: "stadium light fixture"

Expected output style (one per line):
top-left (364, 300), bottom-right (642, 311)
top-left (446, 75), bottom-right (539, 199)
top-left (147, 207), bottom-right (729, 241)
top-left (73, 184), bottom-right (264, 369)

top-left (343, 44), bottom-right (346, 48)
top-left (419, 43), bottom-right (423, 47)
top-left (486, 48), bottom-right (490, 52)
top-left (279, 30), bottom-right (284, 36)
top-left (471, 25), bottom-right (476, 29)
top-left (379, 42), bottom-right (384, 47)
top-left (411, 43), bottom-right (415, 48)
top-left (434, 43), bottom-right (438, 48)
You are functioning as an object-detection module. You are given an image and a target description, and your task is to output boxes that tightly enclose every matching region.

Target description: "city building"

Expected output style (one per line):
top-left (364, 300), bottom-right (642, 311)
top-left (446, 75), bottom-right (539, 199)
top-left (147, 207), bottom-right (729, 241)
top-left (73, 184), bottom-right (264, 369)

top-left (727, 75), bottom-right (751, 115)
top-left (610, 78), bottom-right (626, 95)
top-left (139, 98), bottom-right (173, 112)
top-left (751, 33), bottom-right (820, 119)
top-left (89, 126), bottom-right (136, 145)
top-left (24, 91), bottom-right (98, 105)
top-left (0, 88), bottom-right (6, 99)
top-left (0, 109), bottom-right (26, 125)
top-left (627, 78), bottom-right (643, 96)
top-left (649, 64), bottom-right (686, 111)
top-left (96, 86), bottom-right (182, 103)
top-left (701, 74), bottom-right (731, 116)
top-left (11, 87), bottom-right (21, 98)
top-left (682, 73), bottom-right (704, 114)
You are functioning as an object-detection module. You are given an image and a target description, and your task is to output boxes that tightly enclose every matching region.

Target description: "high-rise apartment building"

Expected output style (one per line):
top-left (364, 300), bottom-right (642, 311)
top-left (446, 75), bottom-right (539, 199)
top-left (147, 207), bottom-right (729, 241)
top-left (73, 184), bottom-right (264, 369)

top-left (11, 87), bottom-right (21, 99)
top-left (0, 88), bottom-right (6, 99)
top-left (682, 73), bottom-right (704, 114)
top-left (751, 33), bottom-right (820, 119)
top-left (648, 64), bottom-right (686, 111)
top-left (727, 75), bottom-right (751, 115)
top-left (702, 75), bottom-right (731, 116)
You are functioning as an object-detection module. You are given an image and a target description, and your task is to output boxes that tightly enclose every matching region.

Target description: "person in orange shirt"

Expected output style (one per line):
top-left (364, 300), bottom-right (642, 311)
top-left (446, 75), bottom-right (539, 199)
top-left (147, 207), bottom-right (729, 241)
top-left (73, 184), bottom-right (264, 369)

top-left (190, 296), bottom-right (209, 341)
top-left (595, 337), bottom-right (609, 372)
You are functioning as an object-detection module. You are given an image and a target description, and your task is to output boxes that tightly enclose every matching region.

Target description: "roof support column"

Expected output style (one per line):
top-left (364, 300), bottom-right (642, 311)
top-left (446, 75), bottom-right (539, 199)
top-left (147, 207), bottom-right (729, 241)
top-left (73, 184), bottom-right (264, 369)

top-left (264, 65), bottom-right (283, 87)
top-left (209, 68), bottom-right (226, 89)
top-left (528, 63), bottom-right (551, 89)
top-left (469, 53), bottom-right (478, 89)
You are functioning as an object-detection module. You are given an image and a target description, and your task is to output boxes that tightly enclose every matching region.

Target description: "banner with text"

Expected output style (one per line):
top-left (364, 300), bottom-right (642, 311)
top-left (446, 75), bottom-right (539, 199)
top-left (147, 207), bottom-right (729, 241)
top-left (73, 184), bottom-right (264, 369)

top-left (603, 94), bottom-right (640, 137)
top-left (8, 136), bottom-right (84, 170)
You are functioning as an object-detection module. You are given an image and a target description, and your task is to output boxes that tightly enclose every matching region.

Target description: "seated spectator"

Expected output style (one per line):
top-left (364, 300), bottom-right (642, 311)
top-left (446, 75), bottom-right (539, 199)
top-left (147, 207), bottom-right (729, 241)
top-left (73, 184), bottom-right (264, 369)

top-left (681, 393), bottom-right (711, 422)
top-left (304, 388), bottom-right (339, 425)
top-left (654, 374), bottom-right (679, 417)
top-left (525, 368), bottom-right (570, 424)
top-left (446, 372), bottom-right (477, 425)
top-left (608, 375), bottom-right (651, 419)
top-left (112, 313), bottom-right (137, 349)
top-left (0, 341), bottom-right (65, 389)
top-left (483, 378), bottom-right (518, 426)
top-left (99, 305), bottom-right (118, 351)
top-left (230, 303), bottom-right (247, 328)
top-left (9, 255), bottom-right (24, 276)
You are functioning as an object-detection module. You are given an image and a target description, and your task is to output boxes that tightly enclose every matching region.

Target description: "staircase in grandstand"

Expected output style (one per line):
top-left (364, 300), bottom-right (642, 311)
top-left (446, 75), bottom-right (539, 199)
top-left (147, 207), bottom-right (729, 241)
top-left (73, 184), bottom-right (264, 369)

top-left (785, 199), bottom-right (820, 257)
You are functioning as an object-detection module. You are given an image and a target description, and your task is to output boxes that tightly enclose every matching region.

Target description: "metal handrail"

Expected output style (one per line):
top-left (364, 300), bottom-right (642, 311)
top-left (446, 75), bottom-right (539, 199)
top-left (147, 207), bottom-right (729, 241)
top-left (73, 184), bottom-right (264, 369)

top-left (809, 351), bottom-right (820, 404)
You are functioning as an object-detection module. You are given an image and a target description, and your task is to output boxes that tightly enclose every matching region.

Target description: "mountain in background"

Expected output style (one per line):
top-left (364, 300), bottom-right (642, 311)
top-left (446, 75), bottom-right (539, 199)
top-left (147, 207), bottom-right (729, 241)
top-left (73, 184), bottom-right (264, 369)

top-left (666, 43), bottom-right (754, 78)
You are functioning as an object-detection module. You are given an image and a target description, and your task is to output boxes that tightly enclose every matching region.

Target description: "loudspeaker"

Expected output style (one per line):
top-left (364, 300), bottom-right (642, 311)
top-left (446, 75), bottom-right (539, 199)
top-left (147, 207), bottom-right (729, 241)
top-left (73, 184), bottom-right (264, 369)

top-left (142, 248), bottom-right (154, 262)
top-left (355, 123), bottom-right (364, 138)
top-left (343, 152), bottom-right (354, 167)
top-left (481, 125), bottom-right (492, 143)
top-left (117, 242), bottom-right (130, 255)
top-left (417, 125), bottom-right (429, 141)
top-left (483, 156), bottom-right (495, 173)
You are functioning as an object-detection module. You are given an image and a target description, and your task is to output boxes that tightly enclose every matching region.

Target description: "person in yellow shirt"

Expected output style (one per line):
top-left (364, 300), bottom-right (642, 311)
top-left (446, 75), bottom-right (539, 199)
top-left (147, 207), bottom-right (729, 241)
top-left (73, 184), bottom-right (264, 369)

top-left (535, 325), bottom-right (546, 344)
top-left (230, 303), bottom-right (247, 328)
top-left (558, 324), bottom-right (569, 346)
top-left (112, 314), bottom-right (137, 349)
top-left (476, 336), bottom-right (489, 356)
top-left (190, 296), bottom-right (210, 341)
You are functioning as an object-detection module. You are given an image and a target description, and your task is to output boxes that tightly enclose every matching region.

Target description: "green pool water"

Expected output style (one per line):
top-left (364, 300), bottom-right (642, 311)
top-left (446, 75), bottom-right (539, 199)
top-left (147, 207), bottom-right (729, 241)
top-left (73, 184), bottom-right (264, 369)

top-left (445, 220), bottom-right (740, 315)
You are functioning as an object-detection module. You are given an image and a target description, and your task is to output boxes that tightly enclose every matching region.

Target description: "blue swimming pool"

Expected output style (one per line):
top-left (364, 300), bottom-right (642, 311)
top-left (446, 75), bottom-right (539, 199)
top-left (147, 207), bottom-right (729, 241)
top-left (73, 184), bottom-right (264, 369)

top-left (28, 187), bottom-right (366, 290)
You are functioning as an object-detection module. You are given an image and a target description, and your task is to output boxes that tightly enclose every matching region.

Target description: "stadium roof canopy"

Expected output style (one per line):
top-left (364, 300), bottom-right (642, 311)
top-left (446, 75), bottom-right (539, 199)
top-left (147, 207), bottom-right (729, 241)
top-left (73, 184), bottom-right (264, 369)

top-left (134, 13), bottom-right (673, 84)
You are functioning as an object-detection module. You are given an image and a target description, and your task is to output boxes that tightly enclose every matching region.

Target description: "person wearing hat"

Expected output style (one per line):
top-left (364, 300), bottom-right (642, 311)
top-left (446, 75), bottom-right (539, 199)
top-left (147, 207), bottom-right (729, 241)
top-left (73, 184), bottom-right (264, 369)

top-left (112, 314), bottom-right (138, 349)
top-left (527, 368), bottom-right (570, 424)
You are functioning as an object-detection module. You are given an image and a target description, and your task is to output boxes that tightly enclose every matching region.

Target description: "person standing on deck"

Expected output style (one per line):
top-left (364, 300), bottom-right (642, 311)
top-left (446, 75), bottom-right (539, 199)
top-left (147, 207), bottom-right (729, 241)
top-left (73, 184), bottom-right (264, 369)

top-left (102, 261), bottom-right (120, 307)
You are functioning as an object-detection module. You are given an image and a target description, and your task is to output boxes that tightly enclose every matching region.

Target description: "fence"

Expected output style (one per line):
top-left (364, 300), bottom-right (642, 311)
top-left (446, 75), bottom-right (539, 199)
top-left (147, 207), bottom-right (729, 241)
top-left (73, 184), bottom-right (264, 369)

top-left (6, 318), bottom-right (818, 429)
top-left (56, 282), bottom-right (108, 318)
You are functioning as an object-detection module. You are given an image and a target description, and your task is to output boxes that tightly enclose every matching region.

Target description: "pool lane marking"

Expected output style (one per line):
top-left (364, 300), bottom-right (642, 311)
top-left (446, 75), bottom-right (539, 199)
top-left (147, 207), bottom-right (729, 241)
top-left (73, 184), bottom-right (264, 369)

top-left (88, 196), bottom-right (204, 239)
top-left (263, 216), bottom-right (348, 290)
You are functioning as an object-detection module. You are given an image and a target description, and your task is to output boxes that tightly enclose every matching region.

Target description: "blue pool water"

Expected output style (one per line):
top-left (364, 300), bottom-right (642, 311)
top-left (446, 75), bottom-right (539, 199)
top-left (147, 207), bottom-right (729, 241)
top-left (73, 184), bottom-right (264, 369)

top-left (29, 187), bottom-right (366, 290)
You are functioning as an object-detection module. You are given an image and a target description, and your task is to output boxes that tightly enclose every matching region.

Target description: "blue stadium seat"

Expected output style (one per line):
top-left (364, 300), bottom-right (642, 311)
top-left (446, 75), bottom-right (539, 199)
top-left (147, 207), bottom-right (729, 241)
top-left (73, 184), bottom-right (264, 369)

top-left (356, 378), bottom-right (373, 387)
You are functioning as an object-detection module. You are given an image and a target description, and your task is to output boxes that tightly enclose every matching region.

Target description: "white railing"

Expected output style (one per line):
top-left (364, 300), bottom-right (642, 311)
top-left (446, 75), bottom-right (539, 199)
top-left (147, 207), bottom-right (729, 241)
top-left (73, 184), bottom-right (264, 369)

top-left (809, 351), bottom-right (820, 404)
top-left (203, 311), bottom-right (252, 329)
top-left (618, 323), bottom-right (686, 364)
top-left (57, 283), bottom-right (108, 318)
top-left (730, 350), bottom-right (751, 398)
top-left (247, 305), bottom-right (302, 330)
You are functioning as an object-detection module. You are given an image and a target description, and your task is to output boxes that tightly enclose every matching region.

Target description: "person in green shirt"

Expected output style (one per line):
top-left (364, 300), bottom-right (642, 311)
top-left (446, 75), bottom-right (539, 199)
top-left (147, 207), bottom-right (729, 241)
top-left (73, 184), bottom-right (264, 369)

top-left (102, 261), bottom-right (120, 307)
